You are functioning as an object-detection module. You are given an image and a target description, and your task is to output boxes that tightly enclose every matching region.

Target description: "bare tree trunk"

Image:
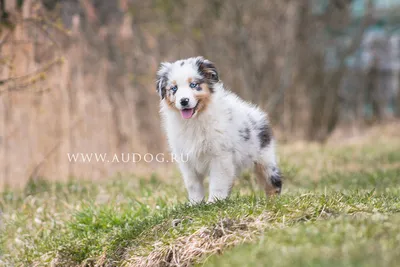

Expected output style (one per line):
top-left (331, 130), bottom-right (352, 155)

top-left (355, 70), bottom-right (366, 125)
top-left (0, 90), bottom-right (10, 184)
top-left (366, 56), bottom-right (383, 122)
top-left (306, 0), bottom-right (373, 141)
top-left (287, 0), bottom-right (314, 139)
top-left (396, 74), bottom-right (400, 118)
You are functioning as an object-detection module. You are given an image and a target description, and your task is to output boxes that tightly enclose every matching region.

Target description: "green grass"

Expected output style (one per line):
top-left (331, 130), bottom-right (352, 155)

top-left (204, 214), bottom-right (400, 267)
top-left (1, 138), bottom-right (400, 266)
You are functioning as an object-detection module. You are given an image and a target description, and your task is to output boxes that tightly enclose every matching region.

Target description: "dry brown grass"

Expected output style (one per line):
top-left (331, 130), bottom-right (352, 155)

top-left (279, 121), bottom-right (400, 183)
top-left (123, 213), bottom-right (272, 267)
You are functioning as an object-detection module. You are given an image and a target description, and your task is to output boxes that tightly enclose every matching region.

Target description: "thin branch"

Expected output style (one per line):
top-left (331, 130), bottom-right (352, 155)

top-left (28, 139), bottom-right (62, 180)
top-left (0, 30), bottom-right (11, 48)
top-left (23, 17), bottom-right (71, 37)
top-left (28, 116), bottom-right (85, 180)
top-left (2, 39), bottom-right (54, 45)
top-left (0, 57), bottom-right (63, 91)
top-left (24, 19), bottom-right (65, 50)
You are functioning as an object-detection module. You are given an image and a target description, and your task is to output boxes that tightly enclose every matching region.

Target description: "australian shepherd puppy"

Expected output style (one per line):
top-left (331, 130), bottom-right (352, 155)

top-left (156, 56), bottom-right (282, 203)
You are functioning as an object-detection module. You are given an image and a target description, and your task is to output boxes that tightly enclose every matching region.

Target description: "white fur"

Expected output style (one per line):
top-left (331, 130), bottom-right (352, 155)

top-left (158, 57), bottom-right (280, 203)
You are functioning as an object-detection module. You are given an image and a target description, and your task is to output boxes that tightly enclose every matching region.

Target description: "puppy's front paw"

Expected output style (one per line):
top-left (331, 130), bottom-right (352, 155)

top-left (207, 195), bottom-right (227, 204)
top-left (189, 197), bottom-right (205, 205)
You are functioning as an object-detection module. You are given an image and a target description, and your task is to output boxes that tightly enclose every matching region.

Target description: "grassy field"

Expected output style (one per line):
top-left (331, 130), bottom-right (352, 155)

top-left (1, 127), bottom-right (400, 266)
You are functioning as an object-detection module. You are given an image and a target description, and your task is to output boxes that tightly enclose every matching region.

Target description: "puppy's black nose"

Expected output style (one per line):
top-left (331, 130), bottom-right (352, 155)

top-left (180, 98), bottom-right (189, 107)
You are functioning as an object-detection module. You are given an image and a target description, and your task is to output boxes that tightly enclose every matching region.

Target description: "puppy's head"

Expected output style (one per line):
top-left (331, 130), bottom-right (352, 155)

top-left (156, 57), bottom-right (219, 119)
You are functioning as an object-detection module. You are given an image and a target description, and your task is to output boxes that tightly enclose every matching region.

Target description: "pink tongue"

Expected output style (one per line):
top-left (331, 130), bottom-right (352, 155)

top-left (181, 108), bottom-right (194, 119)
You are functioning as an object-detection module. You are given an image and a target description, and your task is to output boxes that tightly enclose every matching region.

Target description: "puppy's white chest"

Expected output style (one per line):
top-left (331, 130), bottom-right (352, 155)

top-left (175, 127), bottom-right (217, 156)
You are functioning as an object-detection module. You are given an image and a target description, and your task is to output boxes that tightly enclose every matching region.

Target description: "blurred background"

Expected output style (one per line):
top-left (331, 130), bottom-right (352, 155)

top-left (0, 0), bottom-right (399, 188)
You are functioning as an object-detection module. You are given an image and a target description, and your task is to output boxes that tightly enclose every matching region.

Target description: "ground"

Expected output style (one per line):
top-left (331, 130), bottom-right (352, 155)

top-left (0, 124), bottom-right (399, 266)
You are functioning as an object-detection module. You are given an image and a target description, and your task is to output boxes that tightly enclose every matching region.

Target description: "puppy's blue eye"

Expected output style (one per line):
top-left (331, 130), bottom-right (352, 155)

top-left (170, 85), bottom-right (178, 92)
top-left (189, 82), bottom-right (200, 90)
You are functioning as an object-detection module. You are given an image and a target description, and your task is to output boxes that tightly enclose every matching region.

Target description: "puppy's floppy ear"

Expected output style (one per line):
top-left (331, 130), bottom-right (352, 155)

top-left (156, 62), bottom-right (171, 99)
top-left (195, 57), bottom-right (219, 84)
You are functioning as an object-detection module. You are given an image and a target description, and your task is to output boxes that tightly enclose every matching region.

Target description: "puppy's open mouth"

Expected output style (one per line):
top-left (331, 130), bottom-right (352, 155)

top-left (180, 102), bottom-right (199, 119)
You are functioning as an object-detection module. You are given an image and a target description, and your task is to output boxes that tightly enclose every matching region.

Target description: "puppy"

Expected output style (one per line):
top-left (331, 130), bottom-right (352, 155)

top-left (156, 56), bottom-right (282, 203)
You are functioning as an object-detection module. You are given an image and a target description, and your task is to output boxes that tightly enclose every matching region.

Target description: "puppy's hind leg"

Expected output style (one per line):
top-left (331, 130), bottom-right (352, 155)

top-left (254, 145), bottom-right (282, 196)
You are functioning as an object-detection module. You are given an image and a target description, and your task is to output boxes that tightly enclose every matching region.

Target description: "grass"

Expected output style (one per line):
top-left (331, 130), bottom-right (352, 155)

top-left (0, 133), bottom-right (400, 266)
top-left (204, 214), bottom-right (400, 267)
